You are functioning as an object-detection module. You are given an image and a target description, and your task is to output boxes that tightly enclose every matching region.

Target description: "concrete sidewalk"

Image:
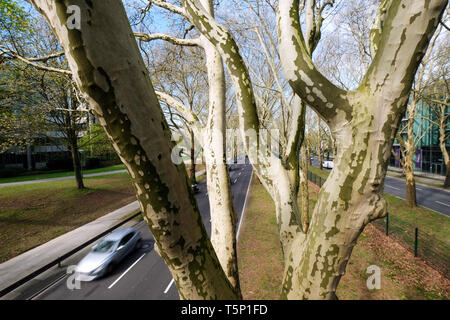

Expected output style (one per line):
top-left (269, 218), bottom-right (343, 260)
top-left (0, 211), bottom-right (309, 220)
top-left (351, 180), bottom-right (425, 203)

top-left (0, 168), bottom-right (206, 293)
top-left (388, 166), bottom-right (445, 181)
top-left (0, 169), bottom-right (127, 188)
top-left (387, 166), bottom-right (448, 191)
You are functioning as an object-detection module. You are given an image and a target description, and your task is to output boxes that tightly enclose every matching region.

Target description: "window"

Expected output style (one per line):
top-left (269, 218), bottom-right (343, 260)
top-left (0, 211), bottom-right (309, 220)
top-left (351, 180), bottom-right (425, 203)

top-left (118, 232), bottom-right (134, 247)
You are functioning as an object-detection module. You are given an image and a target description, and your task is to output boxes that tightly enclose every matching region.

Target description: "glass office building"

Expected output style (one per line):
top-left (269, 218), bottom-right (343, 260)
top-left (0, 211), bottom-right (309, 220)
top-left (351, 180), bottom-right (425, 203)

top-left (391, 100), bottom-right (450, 176)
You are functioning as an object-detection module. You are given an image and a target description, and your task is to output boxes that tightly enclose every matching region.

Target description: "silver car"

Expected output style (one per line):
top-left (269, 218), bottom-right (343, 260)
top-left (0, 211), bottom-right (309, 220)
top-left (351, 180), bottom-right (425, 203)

top-left (322, 160), bottom-right (334, 169)
top-left (75, 228), bottom-right (141, 281)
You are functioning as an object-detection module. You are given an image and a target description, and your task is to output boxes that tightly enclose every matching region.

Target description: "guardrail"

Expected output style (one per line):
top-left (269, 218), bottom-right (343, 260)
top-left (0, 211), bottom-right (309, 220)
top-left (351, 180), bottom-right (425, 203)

top-left (0, 211), bottom-right (142, 298)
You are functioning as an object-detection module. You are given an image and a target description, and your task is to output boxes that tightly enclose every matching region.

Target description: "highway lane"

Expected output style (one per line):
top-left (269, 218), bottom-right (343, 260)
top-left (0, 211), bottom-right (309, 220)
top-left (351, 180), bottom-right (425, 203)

top-left (384, 176), bottom-right (450, 216)
top-left (307, 157), bottom-right (450, 216)
top-left (22, 163), bottom-right (253, 300)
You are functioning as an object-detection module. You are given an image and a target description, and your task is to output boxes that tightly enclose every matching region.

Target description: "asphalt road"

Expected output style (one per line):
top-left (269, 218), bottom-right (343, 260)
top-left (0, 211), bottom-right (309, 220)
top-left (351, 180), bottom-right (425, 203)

top-left (17, 163), bottom-right (253, 300)
top-left (308, 157), bottom-right (450, 217)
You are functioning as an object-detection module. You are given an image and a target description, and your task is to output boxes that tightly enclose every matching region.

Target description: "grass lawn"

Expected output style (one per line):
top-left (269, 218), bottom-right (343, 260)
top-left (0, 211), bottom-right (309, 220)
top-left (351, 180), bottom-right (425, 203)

top-left (0, 172), bottom-right (135, 263)
top-left (0, 164), bottom-right (126, 184)
top-left (237, 174), bottom-right (449, 299)
top-left (308, 166), bottom-right (449, 246)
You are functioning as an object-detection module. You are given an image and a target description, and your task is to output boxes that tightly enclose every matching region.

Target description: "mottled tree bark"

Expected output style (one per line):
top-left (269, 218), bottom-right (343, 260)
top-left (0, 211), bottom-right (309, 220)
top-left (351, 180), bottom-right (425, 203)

top-left (29, 0), bottom-right (238, 299)
top-left (300, 144), bottom-right (309, 233)
top-left (444, 161), bottom-right (450, 188)
top-left (200, 0), bottom-right (241, 293)
top-left (144, 0), bottom-right (241, 291)
top-left (277, 0), bottom-right (446, 299)
top-left (181, 0), bottom-right (323, 264)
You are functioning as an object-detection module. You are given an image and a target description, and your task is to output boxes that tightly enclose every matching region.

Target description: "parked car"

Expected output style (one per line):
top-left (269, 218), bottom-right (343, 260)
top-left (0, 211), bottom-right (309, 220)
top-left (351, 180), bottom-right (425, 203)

top-left (192, 183), bottom-right (200, 193)
top-left (322, 160), bottom-right (334, 169)
top-left (75, 228), bottom-right (141, 281)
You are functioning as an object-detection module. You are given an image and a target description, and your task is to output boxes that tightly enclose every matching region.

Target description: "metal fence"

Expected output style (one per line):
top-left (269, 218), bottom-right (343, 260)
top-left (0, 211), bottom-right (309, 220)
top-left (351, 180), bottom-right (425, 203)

top-left (307, 170), bottom-right (450, 278)
top-left (372, 214), bottom-right (450, 277)
top-left (307, 171), bottom-right (324, 188)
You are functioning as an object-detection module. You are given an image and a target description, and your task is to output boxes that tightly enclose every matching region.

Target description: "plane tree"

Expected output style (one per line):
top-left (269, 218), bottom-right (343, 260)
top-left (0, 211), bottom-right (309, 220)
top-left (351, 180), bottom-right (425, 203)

top-left (26, 0), bottom-right (447, 300)
top-left (134, 0), bottom-right (241, 290)
top-left (27, 0), bottom-right (240, 299)
top-left (179, 0), bottom-right (447, 299)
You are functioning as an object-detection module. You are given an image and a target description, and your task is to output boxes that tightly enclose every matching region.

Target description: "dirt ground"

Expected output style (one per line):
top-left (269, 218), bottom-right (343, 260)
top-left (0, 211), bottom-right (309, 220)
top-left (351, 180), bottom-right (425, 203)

top-left (238, 178), bottom-right (449, 300)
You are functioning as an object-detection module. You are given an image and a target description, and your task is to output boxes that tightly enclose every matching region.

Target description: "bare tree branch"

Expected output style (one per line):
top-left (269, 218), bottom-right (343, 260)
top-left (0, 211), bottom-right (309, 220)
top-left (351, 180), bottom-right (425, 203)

top-left (135, 32), bottom-right (201, 47)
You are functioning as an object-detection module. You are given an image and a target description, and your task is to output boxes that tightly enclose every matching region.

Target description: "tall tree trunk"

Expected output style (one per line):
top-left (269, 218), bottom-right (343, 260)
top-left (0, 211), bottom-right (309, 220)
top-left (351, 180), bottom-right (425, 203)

top-left (405, 170), bottom-right (417, 206)
top-left (189, 129), bottom-right (196, 184)
top-left (300, 144), bottom-right (310, 233)
top-left (182, 0), bottom-right (446, 299)
top-left (26, 143), bottom-right (32, 171)
top-left (200, 0), bottom-right (241, 293)
top-left (30, 0), bottom-right (239, 299)
top-left (70, 134), bottom-right (84, 190)
top-left (281, 100), bottom-right (397, 299)
top-left (439, 113), bottom-right (450, 188)
top-left (318, 122), bottom-right (323, 170)
top-left (404, 144), bottom-right (417, 207)
top-left (444, 160), bottom-right (450, 188)
top-left (308, 147), bottom-right (312, 166)
top-left (404, 102), bottom-right (417, 207)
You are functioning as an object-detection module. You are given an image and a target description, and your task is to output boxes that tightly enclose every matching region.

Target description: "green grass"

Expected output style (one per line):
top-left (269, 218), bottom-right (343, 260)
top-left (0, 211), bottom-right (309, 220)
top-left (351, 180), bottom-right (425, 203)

top-left (196, 174), bottom-right (206, 183)
top-left (308, 166), bottom-right (449, 244)
top-left (0, 164), bottom-right (126, 184)
top-left (308, 166), bottom-right (450, 275)
top-left (0, 172), bottom-right (129, 197)
top-left (383, 193), bottom-right (449, 243)
top-left (238, 174), bottom-right (449, 300)
top-left (309, 165), bottom-right (330, 180)
top-left (0, 171), bottom-right (135, 263)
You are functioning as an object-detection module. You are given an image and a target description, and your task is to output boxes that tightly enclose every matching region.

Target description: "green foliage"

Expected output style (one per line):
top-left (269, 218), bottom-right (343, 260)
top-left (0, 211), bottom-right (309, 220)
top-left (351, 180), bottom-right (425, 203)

top-left (0, 64), bottom-right (49, 152)
top-left (79, 124), bottom-right (118, 160)
top-left (0, 0), bottom-right (30, 34)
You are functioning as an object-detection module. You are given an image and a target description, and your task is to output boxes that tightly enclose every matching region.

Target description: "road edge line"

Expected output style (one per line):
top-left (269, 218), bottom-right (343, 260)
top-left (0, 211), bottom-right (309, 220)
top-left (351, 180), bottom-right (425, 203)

top-left (164, 279), bottom-right (175, 294)
top-left (236, 171), bottom-right (253, 242)
top-left (107, 253), bottom-right (146, 289)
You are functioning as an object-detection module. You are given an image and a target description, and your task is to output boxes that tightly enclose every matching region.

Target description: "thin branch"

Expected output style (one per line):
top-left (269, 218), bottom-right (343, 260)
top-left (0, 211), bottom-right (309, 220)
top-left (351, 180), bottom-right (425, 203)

top-left (27, 51), bottom-right (65, 62)
top-left (135, 32), bottom-right (201, 47)
top-left (1, 48), bottom-right (72, 75)
top-left (148, 0), bottom-right (187, 17)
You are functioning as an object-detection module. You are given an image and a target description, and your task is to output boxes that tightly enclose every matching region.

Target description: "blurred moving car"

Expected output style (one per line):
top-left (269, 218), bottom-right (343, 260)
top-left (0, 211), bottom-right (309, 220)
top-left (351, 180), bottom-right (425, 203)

top-left (322, 160), bottom-right (334, 169)
top-left (75, 228), bottom-right (141, 281)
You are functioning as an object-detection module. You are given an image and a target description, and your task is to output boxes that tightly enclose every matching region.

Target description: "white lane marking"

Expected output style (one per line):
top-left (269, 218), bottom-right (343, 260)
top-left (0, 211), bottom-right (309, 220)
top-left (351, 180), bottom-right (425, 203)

top-left (436, 201), bottom-right (450, 207)
top-left (239, 172), bottom-right (241, 176)
top-left (236, 170), bottom-right (253, 241)
top-left (416, 188), bottom-right (423, 191)
top-left (108, 253), bottom-right (146, 289)
top-left (385, 184), bottom-right (400, 190)
top-left (164, 279), bottom-right (174, 294)
top-left (234, 179), bottom-right (237, 184)
top-left (30, 274), bottom-right (68, 300)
